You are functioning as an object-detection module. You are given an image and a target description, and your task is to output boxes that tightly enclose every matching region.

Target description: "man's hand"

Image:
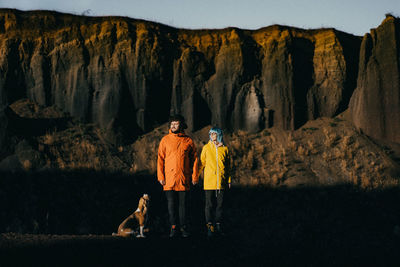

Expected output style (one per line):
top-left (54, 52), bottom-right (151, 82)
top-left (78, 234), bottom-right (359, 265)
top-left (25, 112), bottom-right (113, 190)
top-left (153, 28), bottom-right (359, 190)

top-left (159, 180), bottom-right (166, 186)
top-left (192, 180), bottom-right (198, 186)
top-left (228, 183), bottom-right (231, 189)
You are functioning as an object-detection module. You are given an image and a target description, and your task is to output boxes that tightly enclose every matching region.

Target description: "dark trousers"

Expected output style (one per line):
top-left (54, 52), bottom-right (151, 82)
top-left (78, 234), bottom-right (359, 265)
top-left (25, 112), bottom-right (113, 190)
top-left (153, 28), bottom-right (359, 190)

top-left (165, 191), bottom-right (188, 227)
top-left (205, 190), bottom-right (224, 224)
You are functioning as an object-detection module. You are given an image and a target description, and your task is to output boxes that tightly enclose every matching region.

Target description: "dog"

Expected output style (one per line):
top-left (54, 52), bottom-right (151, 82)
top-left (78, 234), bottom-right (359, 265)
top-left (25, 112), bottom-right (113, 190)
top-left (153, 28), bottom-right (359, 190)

top-left (112, 194), bottom-right (150, 238)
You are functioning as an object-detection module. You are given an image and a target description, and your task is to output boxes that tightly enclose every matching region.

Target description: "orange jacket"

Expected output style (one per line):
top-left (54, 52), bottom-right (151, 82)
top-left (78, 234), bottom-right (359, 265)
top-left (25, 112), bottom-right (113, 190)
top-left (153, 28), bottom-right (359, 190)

top-left (157, 130), bottom-right (199, 191)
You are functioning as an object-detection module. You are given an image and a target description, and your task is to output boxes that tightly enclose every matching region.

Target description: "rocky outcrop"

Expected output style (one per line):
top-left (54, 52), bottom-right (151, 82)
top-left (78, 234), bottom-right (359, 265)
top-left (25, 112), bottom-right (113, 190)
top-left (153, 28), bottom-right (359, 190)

top-left (255, 28), bottom-right (360, 130)
top-left (0, 9), bottom-right (360, 141)
top-left (0, 107), bottom-right (8, 157)
top-left (172, 27), bottom-right (360, 132)
top-left (349, 16), bottom-right (400, 144)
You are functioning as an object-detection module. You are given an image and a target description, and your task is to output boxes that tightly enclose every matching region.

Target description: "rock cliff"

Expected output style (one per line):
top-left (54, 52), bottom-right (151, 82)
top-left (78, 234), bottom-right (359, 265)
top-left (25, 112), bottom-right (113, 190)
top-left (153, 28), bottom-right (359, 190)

top-left (0, 107), bottom-right (8, 157)
top-left (349, 15), bottom-right (400, 144)
top-left (0, 9), bottom-right (361, 143)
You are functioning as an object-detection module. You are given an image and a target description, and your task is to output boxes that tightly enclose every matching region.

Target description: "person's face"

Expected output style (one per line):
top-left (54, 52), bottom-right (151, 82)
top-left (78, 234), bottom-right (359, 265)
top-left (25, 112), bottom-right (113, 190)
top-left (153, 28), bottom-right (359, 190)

top-left (210, 132), bottom-right (217, 142)
top-left (170, 121), bottom-right (180, 133)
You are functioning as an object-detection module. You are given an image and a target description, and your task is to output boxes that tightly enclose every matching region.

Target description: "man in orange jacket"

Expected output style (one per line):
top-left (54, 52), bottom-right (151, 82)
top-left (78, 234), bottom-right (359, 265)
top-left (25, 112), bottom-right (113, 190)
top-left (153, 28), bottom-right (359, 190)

top-left (157, 114), bottom-right (199, 238)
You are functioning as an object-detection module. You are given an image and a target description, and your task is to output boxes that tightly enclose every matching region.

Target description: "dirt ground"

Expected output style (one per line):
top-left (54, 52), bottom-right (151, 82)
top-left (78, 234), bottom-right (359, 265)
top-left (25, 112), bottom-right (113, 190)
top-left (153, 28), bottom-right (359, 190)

top-left (1, 185), bottom-right (400, 267)
top-left (2, 100), bottom-right (400, 266)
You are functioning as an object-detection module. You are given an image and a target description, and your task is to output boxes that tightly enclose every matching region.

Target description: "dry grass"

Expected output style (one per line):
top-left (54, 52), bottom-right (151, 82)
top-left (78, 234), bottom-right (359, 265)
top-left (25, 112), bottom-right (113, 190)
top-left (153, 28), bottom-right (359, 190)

top-left (22, 160), bottom-right (32, 170)
top-left (42, 132), bottom-right (56, 145)
top-left (214, 117), bottom-right (400, 189)
top-left (11, 98), bottom-right (399, 189)
top-left (37, 124), bottom-right (128, 172)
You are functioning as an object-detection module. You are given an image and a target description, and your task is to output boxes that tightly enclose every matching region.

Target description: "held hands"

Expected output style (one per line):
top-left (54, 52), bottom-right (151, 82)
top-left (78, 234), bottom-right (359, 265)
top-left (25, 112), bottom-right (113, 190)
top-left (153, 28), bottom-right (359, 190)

top-left (159, 180), bottom-right (198, 186)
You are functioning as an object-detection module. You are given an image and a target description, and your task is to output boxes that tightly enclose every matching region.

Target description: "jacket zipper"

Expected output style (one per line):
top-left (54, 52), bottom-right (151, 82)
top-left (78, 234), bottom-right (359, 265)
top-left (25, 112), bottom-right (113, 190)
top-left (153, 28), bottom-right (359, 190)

top-left (216, 144), bottom-right (220, 195)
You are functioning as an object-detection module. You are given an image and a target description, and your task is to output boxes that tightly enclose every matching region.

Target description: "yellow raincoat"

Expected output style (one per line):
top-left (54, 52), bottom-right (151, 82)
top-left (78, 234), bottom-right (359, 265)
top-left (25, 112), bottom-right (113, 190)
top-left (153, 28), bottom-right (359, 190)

top-left (200, 141), bottom-right (231, 190)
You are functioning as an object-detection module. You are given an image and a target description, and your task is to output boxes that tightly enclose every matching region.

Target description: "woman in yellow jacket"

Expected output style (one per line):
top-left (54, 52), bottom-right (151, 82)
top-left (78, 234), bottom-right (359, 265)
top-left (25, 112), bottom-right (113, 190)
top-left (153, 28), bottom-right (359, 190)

top-left (199, 127), bottom-right (231, 237)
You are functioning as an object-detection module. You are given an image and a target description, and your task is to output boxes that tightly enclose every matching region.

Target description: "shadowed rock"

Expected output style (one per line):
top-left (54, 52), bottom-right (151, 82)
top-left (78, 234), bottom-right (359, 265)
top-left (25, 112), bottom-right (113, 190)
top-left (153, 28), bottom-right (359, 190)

top-left (0, 107), bottom-right (8, 157)
top-left (4, 106), bottom-right (70, 137)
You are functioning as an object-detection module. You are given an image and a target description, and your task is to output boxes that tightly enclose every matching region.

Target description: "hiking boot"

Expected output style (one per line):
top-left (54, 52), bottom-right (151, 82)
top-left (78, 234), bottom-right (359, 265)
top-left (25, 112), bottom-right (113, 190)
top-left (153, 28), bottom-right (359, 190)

top-left (169, 225), bottom-right (177, 238)
top-left (181, 225), bottom-right (190, 238)
top-left (136, 233), bottom-right (146, 238)
top-left (206, 223), bottom-right (214, 238)
top-left (215, 223), bottom-right (224, 235)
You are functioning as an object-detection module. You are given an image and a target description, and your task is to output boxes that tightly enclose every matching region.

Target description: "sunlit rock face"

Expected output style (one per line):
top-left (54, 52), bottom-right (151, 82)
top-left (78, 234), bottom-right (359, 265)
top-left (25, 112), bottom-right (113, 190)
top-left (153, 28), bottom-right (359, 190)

top-left (0, 9), bottom-right (360, 140)
top-left (349, 16), bottom-right (400, 144)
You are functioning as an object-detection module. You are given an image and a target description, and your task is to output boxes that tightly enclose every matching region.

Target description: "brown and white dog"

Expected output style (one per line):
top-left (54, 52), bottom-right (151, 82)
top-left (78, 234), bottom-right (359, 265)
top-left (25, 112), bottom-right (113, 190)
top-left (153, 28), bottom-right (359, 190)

top-left (112, 194), bottom-right (150, 238)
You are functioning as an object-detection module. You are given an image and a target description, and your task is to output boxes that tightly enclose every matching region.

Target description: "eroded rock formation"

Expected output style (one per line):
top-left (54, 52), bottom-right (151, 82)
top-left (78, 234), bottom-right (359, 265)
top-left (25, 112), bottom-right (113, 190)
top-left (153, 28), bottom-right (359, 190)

top-left (0, 9), bottom-right (361, 143)
top-left (349, 16), bottom-right (400, 144)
